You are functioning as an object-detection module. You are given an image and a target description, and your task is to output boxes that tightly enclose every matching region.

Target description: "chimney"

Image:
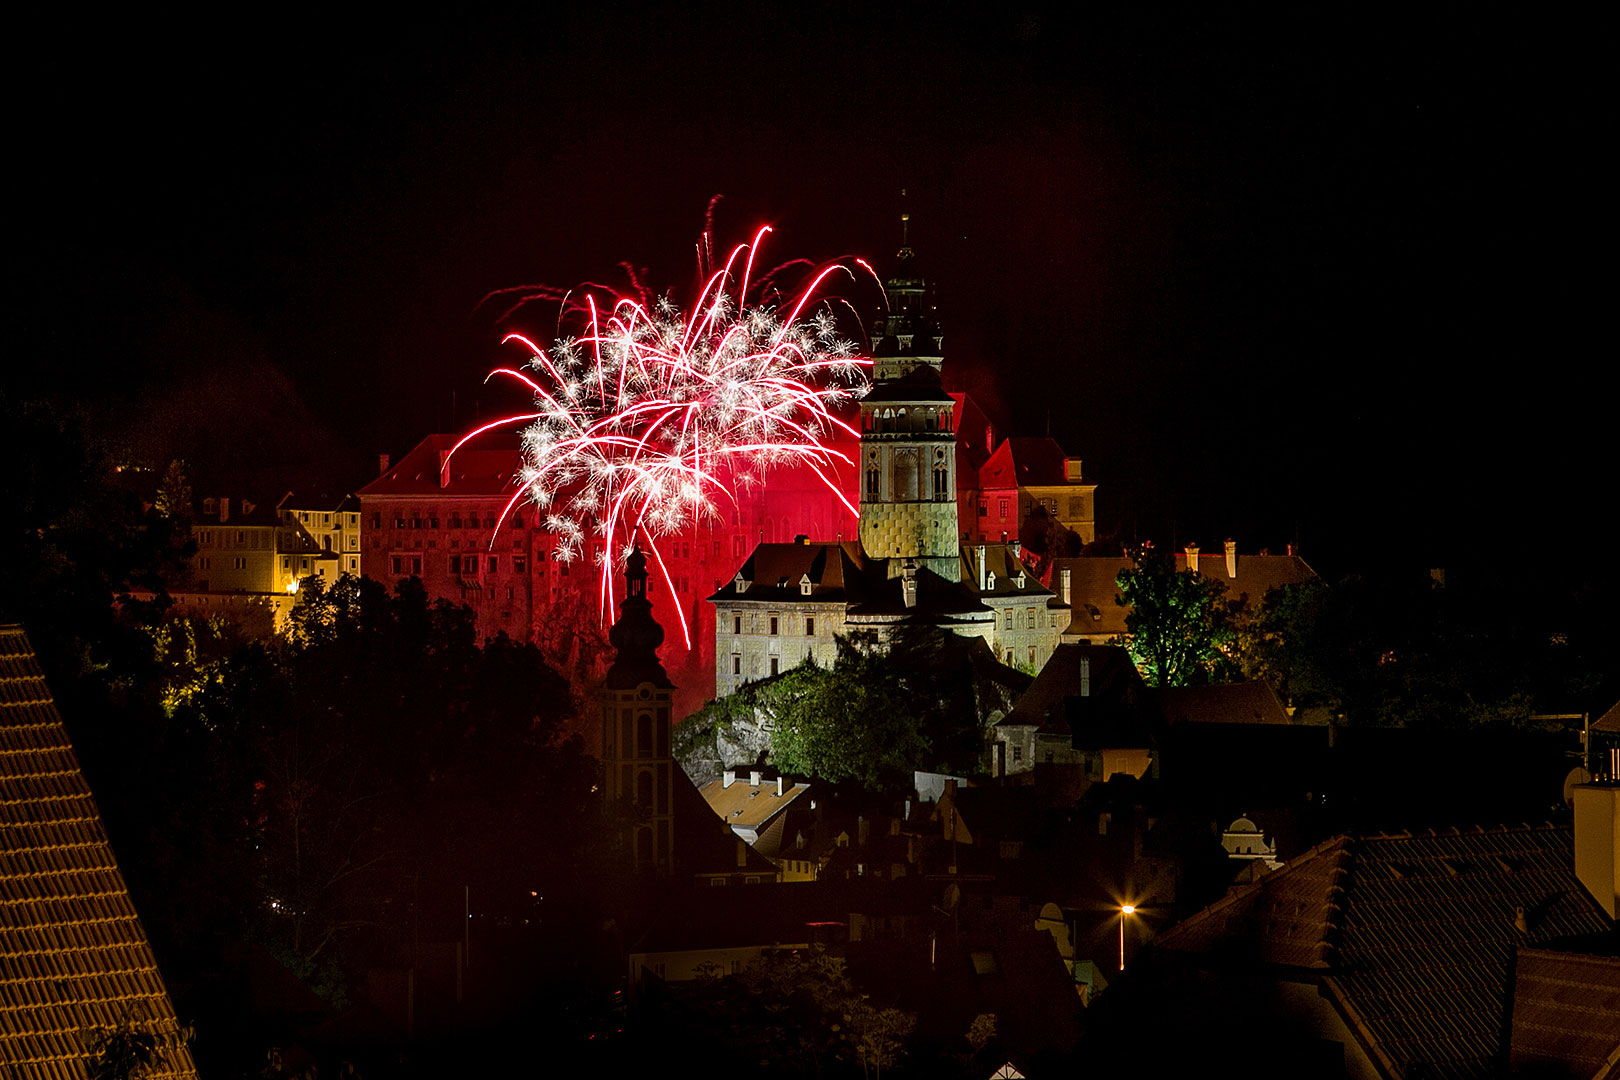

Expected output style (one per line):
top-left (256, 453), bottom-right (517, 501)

top-left (1065, 458), bottom-right (1083, 482)
top-left (219, 498), bottom-right (230, 523)
top-left (1010, 538), bottom-right (1021, 558)
top-left (1185, 542), bottom-right (1200, 572)
top-left (1061, 566), bottom-right (1072, 605)
top-left (776, 776), bottom-right (784, 797)
top-left (901, 561), bottom-right (918, 609)
top-left (723, 770), bottom-right (736, 789)
top-left (1286, 542), bottom-right (1297, 557)
top-left (1225, 539), bottom-right (1238, 579)
top-left (378, 453), bottom-right (391, 476)
top-left (750, 770), bottom-right (762, 787)
top-left (976, 544), bottom-right (988, 590)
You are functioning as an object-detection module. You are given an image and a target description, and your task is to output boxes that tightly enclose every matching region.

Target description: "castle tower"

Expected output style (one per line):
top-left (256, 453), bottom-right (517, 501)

top-left (859, 208), bottom-right (960, 581)
top-left (600, 548), bottom-right (676, 875)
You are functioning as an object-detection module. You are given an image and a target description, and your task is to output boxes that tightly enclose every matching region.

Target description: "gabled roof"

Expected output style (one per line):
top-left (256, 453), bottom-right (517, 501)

top-left (1047, 557), bottom-right (1131, 638)
top-left (356, 433), bottom-right (526, 498)
top-left (698, 775), bottom-right (811, 833)
top-left (1000, 644), bottom-right (1146, 737)
top-left (979, 437), bottom-right (1069, 490)
top-left (1158, 824), bottom-right (1616, 1079)
top-left (0, 625), bottom-right (198, 1079)
top-left (1160, 682), bottom-right (1294, 726)
top-left (961, 542), bottom-right (1055, 602)
top-left (1593, 699), bottom-right (1620, 734)
top-left (1173, 549), bottom-right (1319, 603)
top-left (709, 542), bottom-right (870, 605)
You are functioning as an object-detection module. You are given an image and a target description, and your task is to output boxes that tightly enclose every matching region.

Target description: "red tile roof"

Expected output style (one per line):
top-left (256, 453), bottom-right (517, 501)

top-left (979, 437), bottom-right (1069, 490)
top-left (1159, 824), bottom-right (1615, 1079)
top-left (0, 625), bottom-right (198, 1079)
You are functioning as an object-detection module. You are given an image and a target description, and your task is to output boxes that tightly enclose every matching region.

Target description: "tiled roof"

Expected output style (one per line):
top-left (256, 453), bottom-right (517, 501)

top-left (355, 433), bottom-right (526, 498)
top-left (1160, 682), bottom-right (1294, 726)
top-left (979, 437), bottom-right (1068, 490)
top-left (698, 776), bottom-right (811, 832)
top-left (961, 543), bottom-right (1055, 602)
top-left (709, 542), bottom-right (870, 604)
top-left (0, 625), bottom-right (197, 1079)
top-left (1000, 645), bottom-right (1145, 737)
top-left (1509, 948), bottom-right (1620, 1077)
top-left (1159, 824), bottom-right (1615, 1080)
top-left (1593, 699), bottom-right (1620, 734)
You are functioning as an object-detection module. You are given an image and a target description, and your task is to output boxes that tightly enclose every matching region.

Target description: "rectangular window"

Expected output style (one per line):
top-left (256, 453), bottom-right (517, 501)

top-left (1012, 745), bottom-right (1023, 763)
top-left (978, 502), bottom-right (987, 517)
top-left (733, 536), bottom-right (746, 557)
top-left (770, 657), bottom-right (779, 676)
top-left (283, 557), bottom-right (291, 569)
top-left (1005, 610), bottom-right (1013, 631)
top-left (411, 556), bottom-right (422, 575)
top-left (769, 616), bottom-right (779, 635)
top-left (488, 556), bottom-right (499, 574)
top-left (734, 615), bottom-right (743, 634)
top-left (392, 556), bottom-right (403, 575)
top-left (732, 654), bottom-right (742, 675)
top-left (998, 498), bottom-right (1010, 519)
top-left (449, 555), bottom-right (461, 574)
top-left (805, 617), bottom-right (815, 636)
top-left (514, 556), bottom-right (527, 573)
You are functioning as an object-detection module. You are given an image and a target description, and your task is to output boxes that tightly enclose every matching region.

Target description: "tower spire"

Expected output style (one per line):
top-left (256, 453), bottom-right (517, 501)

top-left (601, 547), bottom-right (676, 876)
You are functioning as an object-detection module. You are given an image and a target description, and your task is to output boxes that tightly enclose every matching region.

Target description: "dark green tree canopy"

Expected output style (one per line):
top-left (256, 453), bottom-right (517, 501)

top-left (1115, 543), bottom-right (1231, 687)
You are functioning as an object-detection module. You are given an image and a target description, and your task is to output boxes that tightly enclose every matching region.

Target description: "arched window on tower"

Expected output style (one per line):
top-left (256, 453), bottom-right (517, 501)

top-left (933, 451), bottom-right (949, 499)
top-left (637, 712), bottom-right (653, 758)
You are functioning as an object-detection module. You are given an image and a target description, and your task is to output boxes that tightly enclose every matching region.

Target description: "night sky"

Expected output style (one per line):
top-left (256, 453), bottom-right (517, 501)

top-left (8, 6), bottom-right (1601, 575)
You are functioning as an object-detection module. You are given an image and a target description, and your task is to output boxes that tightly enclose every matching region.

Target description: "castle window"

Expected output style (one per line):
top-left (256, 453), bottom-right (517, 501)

top-left (770, 657), bottom-right (779, 676)
top-left (734, 614), bottom-right (743, 635)
top-left (732, 654), bottom-right (742, 675)
top-left (805, 617), bottom-right (815, 636)
top-left (998, 499), bottom-right (1010, 520)
top-left (514, 556), bottom-right (527, 574)
top-left (769, 615), bottom-right (779, 635)
top-left (867, 468), bottom-right (880, 496)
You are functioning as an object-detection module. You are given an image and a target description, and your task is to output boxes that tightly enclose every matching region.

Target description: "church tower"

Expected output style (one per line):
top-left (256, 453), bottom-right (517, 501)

top-left (858, 207), bottom-right (961, 581)
top-left (600, 548), bottom-right (676, 875)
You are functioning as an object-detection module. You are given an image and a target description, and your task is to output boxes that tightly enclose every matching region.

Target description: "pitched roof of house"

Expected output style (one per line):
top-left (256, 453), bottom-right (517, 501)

top-left (961, 542), bottom-right (1055, 602)
top-left (1508, 948), bottom-right (1620, 1077)
top-left (356, 433), bottom-right (526, 498)
top-left (1160, 682), bottom-right (1294, 727)
top-left (1000, 644), bottom-right (1146, 737)
top-left (698, 775), bottom-right (811, 833)
top-left (1158, 824), bottom-right (1616, 1079)
top-left (0, 625), bottom-right (198, 1079)
top-left (1049, 552), bottom-right (1320, 639)
top-left (1593, 699), bottom-right (1620, 734)
top-left (709, 542), bottom-right (870, 605)
top-left (979, 437), bottom-right (1069, 490)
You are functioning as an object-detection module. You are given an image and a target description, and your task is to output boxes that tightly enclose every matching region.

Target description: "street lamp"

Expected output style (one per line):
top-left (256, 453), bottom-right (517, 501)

top-left (1119, 905), bottom-right (1136, 971)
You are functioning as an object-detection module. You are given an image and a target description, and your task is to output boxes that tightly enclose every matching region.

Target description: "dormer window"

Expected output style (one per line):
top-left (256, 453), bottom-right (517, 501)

top-left (735, 572), bottom-right (749, 594)
top-left (987, 571), bottom-right (996, 590)
top-left (799, 574), bottom-right (813, 596)
top-left (1016, 573), bottom-right (1026, 589)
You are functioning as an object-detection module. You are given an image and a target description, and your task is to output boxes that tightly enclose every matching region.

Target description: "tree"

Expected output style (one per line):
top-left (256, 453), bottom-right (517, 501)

top-left (1115, 543), bottom-right (1231, 687)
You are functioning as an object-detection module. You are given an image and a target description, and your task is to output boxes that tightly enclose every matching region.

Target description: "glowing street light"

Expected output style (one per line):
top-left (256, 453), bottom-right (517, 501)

top-left (1119, 905), bottom-right (1137, 971)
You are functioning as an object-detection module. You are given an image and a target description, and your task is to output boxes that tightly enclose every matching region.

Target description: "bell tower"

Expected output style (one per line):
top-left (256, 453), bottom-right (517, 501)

top-left (859, 206), bottom-right (960, 582)
top-left (600, 547), bottom-right (676, 875)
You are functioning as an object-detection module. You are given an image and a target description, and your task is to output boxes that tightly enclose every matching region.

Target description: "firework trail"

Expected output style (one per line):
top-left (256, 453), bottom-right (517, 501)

top-left (451, 227), bottom-right (874, 646)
